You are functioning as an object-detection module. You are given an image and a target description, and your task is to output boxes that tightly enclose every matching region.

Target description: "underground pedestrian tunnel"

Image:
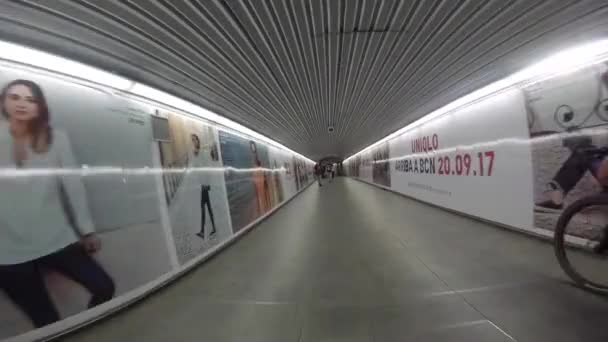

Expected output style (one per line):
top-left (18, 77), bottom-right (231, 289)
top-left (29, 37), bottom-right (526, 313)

top-left (1, 1), bottom-right (608, 341)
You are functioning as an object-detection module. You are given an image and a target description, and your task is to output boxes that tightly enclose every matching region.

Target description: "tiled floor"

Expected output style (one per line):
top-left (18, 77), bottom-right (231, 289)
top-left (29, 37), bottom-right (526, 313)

top-left (62, 178), bottom-right (608, 342)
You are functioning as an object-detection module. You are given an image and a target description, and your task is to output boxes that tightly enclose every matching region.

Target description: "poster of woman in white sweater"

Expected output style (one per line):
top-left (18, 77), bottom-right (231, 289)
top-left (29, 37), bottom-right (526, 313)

top-left (0, 79), bottom-right (115, 328)
top-left (0, 65), bottom-right (174, 340)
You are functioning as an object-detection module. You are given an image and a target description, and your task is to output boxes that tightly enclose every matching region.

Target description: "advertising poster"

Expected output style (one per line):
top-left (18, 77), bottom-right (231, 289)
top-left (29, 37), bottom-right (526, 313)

top-left (307, 160), bottom-right (313, 182)
top-left (292, 155), bottom-right (309, 191)
top-left (359, 150), bottom-right (373, 183)
top-left (303, 158), bottom-right (311, 185)
top-left (154, 111), bottom-right (232, 265)
top-left (292, 155), bottom-right (302, 191)
top-left (0, 69), bottom-right (173, 339)
top-left (378, 88), bottom-right (535, 229)
top-left (268, 153), bottom-right (284, 206)
top-left (526, 63), bottom-right (608, 235)
top-left (288, 155), bottom-right (302, 191)
top-left (219, 131), bottom-right (279, 232)
top-left (372, 142), bottom-right (391, 187)
top-left (269, 146), bottom-right (294, 201)
top-left (351, 154), bottom-right (361, 178)
top-left (345, 63), bottom-right (608, 239)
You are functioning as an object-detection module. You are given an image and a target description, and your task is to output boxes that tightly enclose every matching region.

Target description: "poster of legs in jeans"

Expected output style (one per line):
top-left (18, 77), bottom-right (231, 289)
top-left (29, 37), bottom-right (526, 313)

top-left (154, 111), bottom-right (232, 265)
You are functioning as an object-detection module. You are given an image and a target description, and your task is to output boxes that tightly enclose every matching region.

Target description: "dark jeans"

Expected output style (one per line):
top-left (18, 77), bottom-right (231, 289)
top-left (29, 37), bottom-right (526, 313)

top-left (553, 147), bottom-right (604, 194)
top-left (0, 243), bottom-right (115, 328)
top-left (200, 185), bottom-right (216, 235)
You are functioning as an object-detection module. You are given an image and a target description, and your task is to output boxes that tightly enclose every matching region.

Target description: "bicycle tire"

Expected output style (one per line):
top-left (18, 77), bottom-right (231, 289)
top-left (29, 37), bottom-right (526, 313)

top-left (554, 194), bottom-right (608, 291)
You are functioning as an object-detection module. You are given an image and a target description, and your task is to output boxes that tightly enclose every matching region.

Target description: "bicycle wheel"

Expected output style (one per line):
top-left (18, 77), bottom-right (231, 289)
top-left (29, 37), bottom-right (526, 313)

top-left (554, 194), bottom-right (608, 291)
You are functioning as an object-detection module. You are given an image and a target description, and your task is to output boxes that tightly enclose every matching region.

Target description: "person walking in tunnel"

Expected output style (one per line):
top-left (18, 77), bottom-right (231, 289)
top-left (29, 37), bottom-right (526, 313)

top-left (314, 162), bottom-right (323, 186)
top-left (0, 79), bottom-right (115, 328)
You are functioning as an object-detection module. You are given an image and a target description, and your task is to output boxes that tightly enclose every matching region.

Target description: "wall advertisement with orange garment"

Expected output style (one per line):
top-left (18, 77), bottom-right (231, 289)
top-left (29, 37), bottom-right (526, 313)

top-left (219, 131), bottom-right (274, 232)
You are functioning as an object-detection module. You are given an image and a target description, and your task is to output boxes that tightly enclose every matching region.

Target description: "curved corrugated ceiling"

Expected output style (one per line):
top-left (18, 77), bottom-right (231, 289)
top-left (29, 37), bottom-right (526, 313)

top-left (0, 0), bottom-right (607, 159)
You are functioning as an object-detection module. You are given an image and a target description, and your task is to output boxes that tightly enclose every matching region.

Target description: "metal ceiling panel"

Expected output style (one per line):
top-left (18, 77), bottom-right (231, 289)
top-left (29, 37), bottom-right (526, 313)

top-left (1, 0), bottom-right (607, 159)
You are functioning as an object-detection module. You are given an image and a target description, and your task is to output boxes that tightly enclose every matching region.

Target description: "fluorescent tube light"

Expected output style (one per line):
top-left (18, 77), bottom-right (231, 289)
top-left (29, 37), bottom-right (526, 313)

top-left (0, 40), bottom-right (133, 90)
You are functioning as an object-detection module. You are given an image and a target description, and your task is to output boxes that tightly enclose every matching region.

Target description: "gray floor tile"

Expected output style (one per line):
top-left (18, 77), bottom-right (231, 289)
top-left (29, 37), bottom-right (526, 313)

top-left (370, 295), bottom-right (483, 341)
top-left (62, 179), bottom-right (608, 342)
top-left (298, 305), bottom-right (373, 342)
top-left (395, 320), bottom-right (514, 342)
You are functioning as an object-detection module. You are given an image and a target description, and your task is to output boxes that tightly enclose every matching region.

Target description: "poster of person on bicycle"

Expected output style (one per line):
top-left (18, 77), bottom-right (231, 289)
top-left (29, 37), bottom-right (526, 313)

top-left (526, 61), bottom-right (608, 250)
